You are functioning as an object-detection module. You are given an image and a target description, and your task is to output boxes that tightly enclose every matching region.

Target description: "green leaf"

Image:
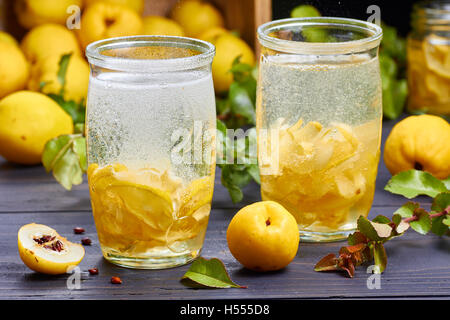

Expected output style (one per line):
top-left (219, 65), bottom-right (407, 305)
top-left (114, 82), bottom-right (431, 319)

top-left (181, 257), bottom-right (246, 289)
top-left (391, 213), bottom-right (410, 233)
top-left (246, 164), bottom-right (260, 184)
top-left (372, 215), bottom-right (391, 224)
top-left (431, 192), bottom-right (450, 212)
top-left (357, 216), bottom-right (392, 241)
top-left (441, 177), bottom-right (450, 190)
top-left (74, 123), bottom-right (85, 135)
top-left (385, 170), bottom-right (447, 199)
top-left (42, 134), bottom-right (87, 190)
top-left (373, 242), bottom-right (387, 273)
top-left (229, 82), bottom-right (256, 125)
top-left (347, 231), bottom-right (368, 245)
top-left (393, 202), bottom-right (419, 218)
top-left (443, 216), bottom-right (450, 226)
top-left (431, 215), bottom-right (449, 236)
top-left (48, 94), bottom-right (86, 125)
top-left (57, 53), bottom-right (72, 92)
top-left (409, 208), bottom-right (432, 235)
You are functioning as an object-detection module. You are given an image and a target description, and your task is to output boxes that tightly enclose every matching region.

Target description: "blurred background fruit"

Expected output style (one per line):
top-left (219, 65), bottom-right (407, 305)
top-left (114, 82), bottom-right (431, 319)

top-left (21, 23), bottom-right (81, 64)
top-left (27, 54), bottom-right (89, 103)
top-left (0, 42), bottom-right (29, 99)
top-left (0, 91), bottom-right (73, 164)
top-left (14, 0), bottom-right (83, 29)
top-left (0, 30), bottom-right (18, 46)
top-left (197, 26), bottom-right (228, 43)
top-left (384, 115), bottom-right (450, 179)
top-left (212, 33), bottom-right (255, 93)
top-left (76, 1), bottom-right (143, 50)
top-left (171, 0), bottom-right (224, 37)
top-left (141, 16), bottom-right (184, 36)
top-left (84, 0), bottom-right (145, 14)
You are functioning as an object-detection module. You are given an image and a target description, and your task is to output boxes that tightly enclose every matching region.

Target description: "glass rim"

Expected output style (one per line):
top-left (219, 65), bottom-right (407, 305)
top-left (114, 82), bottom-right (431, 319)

top-left (257, 17), bottom-right (383, 55)
top-left (85, 35), bottom-right (215, 72)
top-left (412, 0), bottom-right (450, 26)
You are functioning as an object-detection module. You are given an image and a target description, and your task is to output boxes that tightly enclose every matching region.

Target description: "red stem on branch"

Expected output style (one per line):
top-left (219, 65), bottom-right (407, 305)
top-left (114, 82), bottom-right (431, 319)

top-left (403, 205), bottom-right (450, 224)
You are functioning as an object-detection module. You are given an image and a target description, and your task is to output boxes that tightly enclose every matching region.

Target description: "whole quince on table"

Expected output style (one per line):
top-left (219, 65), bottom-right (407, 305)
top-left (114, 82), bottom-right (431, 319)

top-left (227, 201), bottom-right (299, 272)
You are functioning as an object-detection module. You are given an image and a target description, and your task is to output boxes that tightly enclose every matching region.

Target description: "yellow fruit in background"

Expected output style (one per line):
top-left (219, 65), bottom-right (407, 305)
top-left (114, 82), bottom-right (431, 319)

top-left (171, 0), bottom-right (224, 37)
top-left (0, 31), bottom-right (19, 46)
top-left (28, 54), bottom-right (89, 103)
top-left (84, 0), bottom-right (145, 14)
top-left (211, 34), bottom-right (255, 93)
top-left (76, 1), bottom-right (143, 50)
top-left (141, 16), bottom-right (184, 37)
top-left (197, 27), bottom-right (228, 43)
top-left (14, 0), bottom-right (83, 29)
top-left (227, 201), bottom-right (299, 272)
top-left (384, 115), bottom-right (450, 179)
top-left (0, 42), bottom-right (29, 99)
top-left (0, 91), bottom-right (73, 165)
top-left (21, 24), bottom-right (81, 64)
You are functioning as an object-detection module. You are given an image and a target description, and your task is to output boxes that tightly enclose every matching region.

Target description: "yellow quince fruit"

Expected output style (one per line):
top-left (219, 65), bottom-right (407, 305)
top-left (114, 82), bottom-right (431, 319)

top-left (171, 0), bottom-right (224, 37)
top-left (84, 0), bottom-right (145, 14)
top-left (0, 31), bottom-right (19, 46)
top-left (76, 1), bottom-right (143, 50)
top-left (211, 33), bottom-right (255, 93)
top-left (0, 42), bottom-right (29, 99)
top-left (0, 91), bottom-right (73, 165)
top-left (21, 23), bottom-right (81, 65)
top-left (14, 0), bottom-right (84, 29)
top-left (227, 201), bottom-right (299, 272)
top-left (141, 16), bottom-right (184, 37)
top-left (384, 115), bottom-right (450, 179)
top-left (28, 53), bottom-right (89, 103)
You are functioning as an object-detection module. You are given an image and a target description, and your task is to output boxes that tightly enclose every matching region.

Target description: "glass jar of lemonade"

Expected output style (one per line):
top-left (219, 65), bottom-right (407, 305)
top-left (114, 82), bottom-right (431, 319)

top-left (256, 18), bottom-right (383, 241)
top-left (407, 0), bottom-right (450, 116)
top-left (85, 36), bottom-right (216, 268)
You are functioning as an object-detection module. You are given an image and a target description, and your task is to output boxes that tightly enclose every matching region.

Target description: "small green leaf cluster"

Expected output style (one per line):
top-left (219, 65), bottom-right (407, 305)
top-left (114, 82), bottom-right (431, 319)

top-left (380, 23), bottom-right (408, 120)
top-left (315, 170), bottom-right (450, 277)
top-left (216, 57), bottom-right (257, 129)
top-left (41, 54), bottom-right (87, 190)
top-left (216, 119), bottom-right (260, 203)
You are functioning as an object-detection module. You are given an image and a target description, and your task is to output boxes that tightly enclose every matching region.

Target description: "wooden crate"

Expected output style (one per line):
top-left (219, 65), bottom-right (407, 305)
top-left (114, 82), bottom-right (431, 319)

top-left (0, 0), bottom-right (272, 50)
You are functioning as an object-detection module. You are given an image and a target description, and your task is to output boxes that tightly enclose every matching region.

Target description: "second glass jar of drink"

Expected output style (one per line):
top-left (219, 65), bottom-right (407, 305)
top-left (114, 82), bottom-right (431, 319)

top-left (256, 18), bottom-right (383, 241)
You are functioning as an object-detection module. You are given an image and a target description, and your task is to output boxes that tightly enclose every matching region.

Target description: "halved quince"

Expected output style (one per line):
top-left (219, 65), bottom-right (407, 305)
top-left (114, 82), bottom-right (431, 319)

top-left (18, 223), bottom-right (85, 275)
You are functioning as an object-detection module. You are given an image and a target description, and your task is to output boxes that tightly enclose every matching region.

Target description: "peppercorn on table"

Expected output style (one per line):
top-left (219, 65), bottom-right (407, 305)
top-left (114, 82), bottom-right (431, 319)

top-left (0, 117), bottom-right (449, 300)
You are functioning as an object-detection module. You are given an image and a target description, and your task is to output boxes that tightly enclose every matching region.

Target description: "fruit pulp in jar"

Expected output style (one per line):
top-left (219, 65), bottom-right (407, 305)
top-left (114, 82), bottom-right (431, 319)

top-left (407, 35), bottom-right (450, 116)
top-left (257, 53), bottom-right (382, 241)
top-left (88, 163), bottom-right (214, 264)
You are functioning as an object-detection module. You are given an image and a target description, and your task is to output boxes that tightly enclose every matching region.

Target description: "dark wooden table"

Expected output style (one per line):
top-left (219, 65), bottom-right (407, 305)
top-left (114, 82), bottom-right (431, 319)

top-left (1, 118), bottom-right (449, 300)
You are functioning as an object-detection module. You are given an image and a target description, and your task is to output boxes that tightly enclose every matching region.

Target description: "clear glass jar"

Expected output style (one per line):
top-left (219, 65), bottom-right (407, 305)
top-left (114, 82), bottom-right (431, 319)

top-left (85, 36), bottom-right (216, 269)
top-left (407, 0), bottom-right (450, 116)
top-left (256, 18), bottom-right (383, 242)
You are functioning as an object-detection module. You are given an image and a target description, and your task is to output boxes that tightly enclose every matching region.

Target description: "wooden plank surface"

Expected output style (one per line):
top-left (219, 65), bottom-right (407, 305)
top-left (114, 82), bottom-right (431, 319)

top-left (0, 118), bottom-right (448, 300)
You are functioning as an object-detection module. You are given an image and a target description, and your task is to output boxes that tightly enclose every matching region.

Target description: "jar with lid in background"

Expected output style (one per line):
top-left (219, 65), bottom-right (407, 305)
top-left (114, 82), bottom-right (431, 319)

top-left (407, 0), bottom-right (450, 116)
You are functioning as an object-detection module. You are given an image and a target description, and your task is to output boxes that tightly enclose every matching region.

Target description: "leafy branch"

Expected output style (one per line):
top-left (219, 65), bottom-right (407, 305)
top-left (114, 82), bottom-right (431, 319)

top-left (315, 170), bottom-right (450, 278)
